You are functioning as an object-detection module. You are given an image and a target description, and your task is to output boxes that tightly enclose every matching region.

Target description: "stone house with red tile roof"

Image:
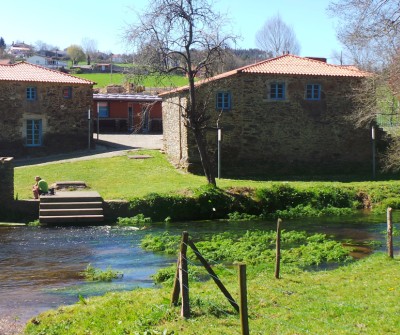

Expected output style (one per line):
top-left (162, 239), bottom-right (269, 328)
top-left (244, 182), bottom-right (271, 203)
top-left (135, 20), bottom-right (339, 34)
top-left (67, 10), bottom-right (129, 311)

top-left (161, 54), bottom-right (382, 176)
top-left (0, 62), bottom-right (95, 157)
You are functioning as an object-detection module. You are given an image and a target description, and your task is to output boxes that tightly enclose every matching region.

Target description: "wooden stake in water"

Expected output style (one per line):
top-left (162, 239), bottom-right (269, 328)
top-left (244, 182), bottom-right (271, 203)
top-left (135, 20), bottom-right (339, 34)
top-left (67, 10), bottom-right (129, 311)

top-left (387, 207), bottom-right (393, 258)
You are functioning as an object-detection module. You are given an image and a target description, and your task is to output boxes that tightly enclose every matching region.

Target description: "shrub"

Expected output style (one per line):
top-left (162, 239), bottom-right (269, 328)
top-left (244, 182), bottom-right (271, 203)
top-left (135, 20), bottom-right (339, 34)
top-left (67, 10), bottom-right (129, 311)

top-left (81, 264), bottom-right (123, 282)
top-left (227, 211), bottom-right (260, 221)
top-left (117, 214), bottom-right (152, 226)
top-left (256, 184), bottom-right (310, 213)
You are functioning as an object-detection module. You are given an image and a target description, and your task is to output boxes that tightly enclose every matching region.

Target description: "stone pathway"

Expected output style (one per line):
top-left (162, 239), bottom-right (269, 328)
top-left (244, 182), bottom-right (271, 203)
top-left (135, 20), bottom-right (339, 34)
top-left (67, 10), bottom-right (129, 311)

top-left (14, 134), bottom-right (163, 167)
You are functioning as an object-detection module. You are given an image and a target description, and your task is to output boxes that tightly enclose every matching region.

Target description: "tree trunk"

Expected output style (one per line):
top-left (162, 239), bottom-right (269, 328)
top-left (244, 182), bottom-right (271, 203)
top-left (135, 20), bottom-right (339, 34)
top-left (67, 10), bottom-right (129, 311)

top-left (193, 127), bottom-right (216, 186)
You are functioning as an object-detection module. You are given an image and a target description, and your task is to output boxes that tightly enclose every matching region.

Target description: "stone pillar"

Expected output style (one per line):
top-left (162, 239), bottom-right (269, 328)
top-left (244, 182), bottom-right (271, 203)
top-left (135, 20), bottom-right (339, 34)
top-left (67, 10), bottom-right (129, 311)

top-left (0, 157), bottom-right (14, 204)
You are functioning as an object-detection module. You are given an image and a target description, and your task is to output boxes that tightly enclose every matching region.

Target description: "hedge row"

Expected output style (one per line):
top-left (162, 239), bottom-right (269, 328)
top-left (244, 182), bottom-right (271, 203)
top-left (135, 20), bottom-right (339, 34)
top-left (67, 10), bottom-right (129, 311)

top-left (106, 184), bottom-right (362, 223)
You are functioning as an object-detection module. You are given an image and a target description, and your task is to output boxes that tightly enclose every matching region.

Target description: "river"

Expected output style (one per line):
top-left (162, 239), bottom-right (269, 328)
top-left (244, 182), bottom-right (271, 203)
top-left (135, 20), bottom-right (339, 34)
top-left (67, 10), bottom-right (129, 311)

top-left (0, 213), bottom-right (397, 327)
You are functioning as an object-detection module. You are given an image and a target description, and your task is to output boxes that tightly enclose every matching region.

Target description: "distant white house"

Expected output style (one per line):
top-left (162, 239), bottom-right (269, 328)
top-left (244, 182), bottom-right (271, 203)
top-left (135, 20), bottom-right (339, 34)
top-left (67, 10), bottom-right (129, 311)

top-left (27, 55), bottom-right (67, 69)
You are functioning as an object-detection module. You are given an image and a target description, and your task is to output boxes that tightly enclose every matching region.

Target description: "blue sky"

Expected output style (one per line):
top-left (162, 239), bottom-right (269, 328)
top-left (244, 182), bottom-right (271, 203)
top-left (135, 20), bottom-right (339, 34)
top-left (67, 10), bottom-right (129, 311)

top-left (1, 0), bottom-right (342, 61)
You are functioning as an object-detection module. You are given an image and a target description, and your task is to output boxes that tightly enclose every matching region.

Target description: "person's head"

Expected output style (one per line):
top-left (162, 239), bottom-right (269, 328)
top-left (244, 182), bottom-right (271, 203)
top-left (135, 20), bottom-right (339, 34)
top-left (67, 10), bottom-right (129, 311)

top-left (35, 176), bottom-right (41, 182)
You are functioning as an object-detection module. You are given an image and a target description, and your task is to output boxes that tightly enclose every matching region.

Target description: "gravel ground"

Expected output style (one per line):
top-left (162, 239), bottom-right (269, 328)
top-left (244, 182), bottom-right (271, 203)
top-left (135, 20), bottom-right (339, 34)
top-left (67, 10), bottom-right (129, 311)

top-left (0, 316), bottom-right (25, 335)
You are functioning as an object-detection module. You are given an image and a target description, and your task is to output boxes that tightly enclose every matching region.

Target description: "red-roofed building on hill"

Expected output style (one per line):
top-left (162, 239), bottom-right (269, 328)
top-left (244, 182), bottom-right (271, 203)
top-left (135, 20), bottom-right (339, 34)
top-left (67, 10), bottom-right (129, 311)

top-left (161, 54), bottom-right (384, 175)
top-left (0, 62), bottom-right (95, 157)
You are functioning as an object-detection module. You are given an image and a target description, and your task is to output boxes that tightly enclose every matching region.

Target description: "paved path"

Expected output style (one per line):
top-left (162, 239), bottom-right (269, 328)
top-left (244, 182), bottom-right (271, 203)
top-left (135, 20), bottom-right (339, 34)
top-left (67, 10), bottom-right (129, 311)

top-left (15, 134), bottom-right (163, 167)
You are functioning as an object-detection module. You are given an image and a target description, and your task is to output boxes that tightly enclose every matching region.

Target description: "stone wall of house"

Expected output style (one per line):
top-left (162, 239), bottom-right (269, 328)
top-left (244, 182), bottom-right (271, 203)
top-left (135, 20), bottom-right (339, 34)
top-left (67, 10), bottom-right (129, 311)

top-left (0, 81), bottom-right (93, 157)
top-left (162, 95), bottom-right (190, 169)
top-left (163, 73), bottom-right (381, 175)
top-left (0, 157), bottom-right (14, 204)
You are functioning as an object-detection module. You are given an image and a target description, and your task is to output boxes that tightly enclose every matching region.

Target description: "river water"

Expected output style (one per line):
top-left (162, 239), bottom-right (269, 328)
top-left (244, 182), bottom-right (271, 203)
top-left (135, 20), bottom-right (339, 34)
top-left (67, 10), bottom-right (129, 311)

top-left (0, 214), bottom-right (397, 325)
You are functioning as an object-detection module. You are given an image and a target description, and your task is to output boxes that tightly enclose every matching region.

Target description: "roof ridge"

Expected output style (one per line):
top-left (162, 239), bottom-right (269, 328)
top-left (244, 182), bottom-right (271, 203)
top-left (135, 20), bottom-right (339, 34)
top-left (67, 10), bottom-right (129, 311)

top-left (18, 61), bottom-right (95, 84)
top-left (0, 61), bottom-right (96, 85)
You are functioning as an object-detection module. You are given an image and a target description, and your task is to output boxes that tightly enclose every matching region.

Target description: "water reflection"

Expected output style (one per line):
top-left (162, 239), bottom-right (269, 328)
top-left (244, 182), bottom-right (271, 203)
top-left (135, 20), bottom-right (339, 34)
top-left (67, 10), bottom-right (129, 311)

top-left (0, 225), bottom-right (176, 322)
top-left (0, 214), bottom-right (397, 323)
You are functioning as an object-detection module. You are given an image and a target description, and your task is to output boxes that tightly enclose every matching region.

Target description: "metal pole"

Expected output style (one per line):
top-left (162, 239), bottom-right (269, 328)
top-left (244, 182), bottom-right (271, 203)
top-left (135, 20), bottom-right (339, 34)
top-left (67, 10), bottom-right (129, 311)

top-left (97, 105), bottom-right (99, 141)
top-left (372, 125), bottom-right (376, 179)
top-left (218, 128), bottom-right (222, 179)
top-left (88, 108), bottom-right (91, 150)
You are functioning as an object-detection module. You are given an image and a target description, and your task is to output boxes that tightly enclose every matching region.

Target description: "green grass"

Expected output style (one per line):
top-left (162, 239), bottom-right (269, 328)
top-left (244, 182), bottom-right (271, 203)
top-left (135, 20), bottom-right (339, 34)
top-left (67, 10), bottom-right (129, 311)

top-left (24, 253), bottom-right (400, 334)
top-left (15, 150), bottom-right (208, 200)
top-left (73, 73), bottom-right (190, 88)
top-left (14, 149), bottom-right (400, 207)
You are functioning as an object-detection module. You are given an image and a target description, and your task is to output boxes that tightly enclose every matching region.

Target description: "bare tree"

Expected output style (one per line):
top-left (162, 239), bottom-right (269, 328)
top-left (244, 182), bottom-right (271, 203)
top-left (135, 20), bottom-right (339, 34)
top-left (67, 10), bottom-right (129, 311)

top-left (125, 0), bottom-right (237, 185)
top-left (81, 37), bottom-right (98, 65)
top-left (255, 14), bottom-right (301, 57)
top-left (328, 0), bottom-right (400, 68)
top-left (329, 0), bottom-right (400, 171)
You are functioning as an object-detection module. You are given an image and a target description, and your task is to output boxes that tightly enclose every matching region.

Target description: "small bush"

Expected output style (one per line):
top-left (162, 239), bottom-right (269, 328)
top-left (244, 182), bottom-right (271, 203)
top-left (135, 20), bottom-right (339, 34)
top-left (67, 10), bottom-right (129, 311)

top-left (81, 264), bottom-right (123, 282)
top-left (141, 232), bottom-right (181, 254)
top-left (227, 211), bottom-right (260, 221)
top-left (27, 219), bottom-right (40, 227)
top-left (117, 214), bottom-right (152, 226)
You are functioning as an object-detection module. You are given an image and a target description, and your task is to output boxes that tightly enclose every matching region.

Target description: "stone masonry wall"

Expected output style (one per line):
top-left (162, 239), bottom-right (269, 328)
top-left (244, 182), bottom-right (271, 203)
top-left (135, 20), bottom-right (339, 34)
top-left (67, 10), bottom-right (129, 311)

top-left (162, 95), bottom-right (190, 169)
top-left (163, 73), bottom-right (378, 175)
top-left (0, 157), bottom-right (14, 204)
top-left (0, 81), bottom-right (93, 157)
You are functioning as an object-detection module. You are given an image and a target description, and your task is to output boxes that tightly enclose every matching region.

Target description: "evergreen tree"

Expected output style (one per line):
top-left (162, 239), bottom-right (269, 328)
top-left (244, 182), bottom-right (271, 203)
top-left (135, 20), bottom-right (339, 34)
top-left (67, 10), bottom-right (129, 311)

top-left (0, 37), bottom-right (6, 49)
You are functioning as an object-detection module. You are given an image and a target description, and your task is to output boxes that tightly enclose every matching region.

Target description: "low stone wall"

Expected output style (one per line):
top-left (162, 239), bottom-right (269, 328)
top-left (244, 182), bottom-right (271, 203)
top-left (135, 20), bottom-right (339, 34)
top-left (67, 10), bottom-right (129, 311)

top-left (0, 157), bottom-right (14, 204)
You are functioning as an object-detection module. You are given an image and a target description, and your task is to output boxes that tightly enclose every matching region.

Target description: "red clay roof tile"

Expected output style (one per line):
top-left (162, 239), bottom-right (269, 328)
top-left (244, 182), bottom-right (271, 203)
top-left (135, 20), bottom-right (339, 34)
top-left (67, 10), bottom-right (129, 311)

top-left (0, 62), bottom-right (95, 85)
top-left (238, 54), bottom-right (369, 77)
top-left (160, 54), bottom-right (370, 96)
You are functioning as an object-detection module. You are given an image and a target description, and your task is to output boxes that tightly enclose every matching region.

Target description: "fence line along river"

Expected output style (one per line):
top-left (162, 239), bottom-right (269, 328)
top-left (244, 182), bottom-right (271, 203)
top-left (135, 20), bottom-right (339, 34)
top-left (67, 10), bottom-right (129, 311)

top-left (0, 214), bottom-right (396, 330)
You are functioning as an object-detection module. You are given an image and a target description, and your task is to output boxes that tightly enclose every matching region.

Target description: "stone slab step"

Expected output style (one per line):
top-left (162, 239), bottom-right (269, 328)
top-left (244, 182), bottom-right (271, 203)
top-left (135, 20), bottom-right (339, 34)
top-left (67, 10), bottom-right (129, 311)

top-left (40, 208), bottom-right (104, 216)
top-left (40, 201), bottom-right (103, 209)
top-left (39, 215), bottom-right (104, 223)
top-left (40, 191), bottom-right (102, 203)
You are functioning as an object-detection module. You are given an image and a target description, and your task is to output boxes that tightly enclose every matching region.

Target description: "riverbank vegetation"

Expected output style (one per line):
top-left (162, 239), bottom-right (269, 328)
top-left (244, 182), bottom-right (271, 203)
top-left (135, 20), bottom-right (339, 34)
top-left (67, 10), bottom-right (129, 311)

top-left (141, 230), bottom-right (352, 285)
top-left (14, 150), bottom-right (400, 223)
top-left (24, 253), bottom-right (400, 334)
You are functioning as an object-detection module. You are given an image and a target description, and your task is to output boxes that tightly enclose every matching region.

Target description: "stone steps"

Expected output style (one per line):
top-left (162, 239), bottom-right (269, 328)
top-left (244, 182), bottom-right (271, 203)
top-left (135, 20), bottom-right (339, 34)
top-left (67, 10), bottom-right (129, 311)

top-left (39, 191), bottom-right (104, 224)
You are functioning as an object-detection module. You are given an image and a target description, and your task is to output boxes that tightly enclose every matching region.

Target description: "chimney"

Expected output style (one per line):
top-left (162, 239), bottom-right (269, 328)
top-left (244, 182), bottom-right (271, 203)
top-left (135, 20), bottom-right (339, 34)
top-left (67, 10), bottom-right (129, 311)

top-left (306, 57), bottom-right (327, 63)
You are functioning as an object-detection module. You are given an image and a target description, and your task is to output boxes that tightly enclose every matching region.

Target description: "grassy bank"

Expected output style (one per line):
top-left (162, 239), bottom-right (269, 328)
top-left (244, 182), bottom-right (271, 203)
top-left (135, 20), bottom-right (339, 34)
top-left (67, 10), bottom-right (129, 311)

top-left (14, 150), bottom-right (400, 222)
top-left (24, 253), bottom-right (400, 334)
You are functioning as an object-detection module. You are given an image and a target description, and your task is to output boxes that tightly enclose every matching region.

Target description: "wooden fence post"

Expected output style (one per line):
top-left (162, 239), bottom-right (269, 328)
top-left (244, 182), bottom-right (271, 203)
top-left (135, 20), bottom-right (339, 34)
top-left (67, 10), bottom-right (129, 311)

top-left (180, 231), bottom-right (190, 318)
top-left (188, 239), bottom-right (239, 312)
top-left (171, 257), bottom-right (181, 306)
top-left (238, 264), bottom-right (249, 335)
top-left (387, 207), bottom-right (393, 258)
top-left (275, 218), bottom-right (282, 279)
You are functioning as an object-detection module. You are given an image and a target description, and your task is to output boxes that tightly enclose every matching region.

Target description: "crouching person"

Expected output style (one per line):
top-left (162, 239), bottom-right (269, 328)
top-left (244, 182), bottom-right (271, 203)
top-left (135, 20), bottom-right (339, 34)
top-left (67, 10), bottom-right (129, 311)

top-left (32, 176), bottom-right (49, 199)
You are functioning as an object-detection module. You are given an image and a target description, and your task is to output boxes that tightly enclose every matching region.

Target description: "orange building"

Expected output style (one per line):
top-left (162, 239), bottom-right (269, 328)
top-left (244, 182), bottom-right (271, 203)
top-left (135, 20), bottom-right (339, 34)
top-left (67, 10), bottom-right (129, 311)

top-left (92, 93), bottom-right (162, 133)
